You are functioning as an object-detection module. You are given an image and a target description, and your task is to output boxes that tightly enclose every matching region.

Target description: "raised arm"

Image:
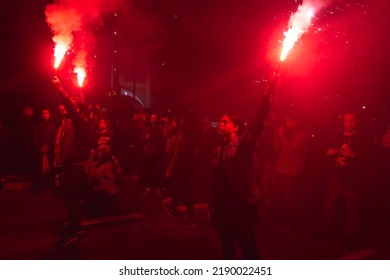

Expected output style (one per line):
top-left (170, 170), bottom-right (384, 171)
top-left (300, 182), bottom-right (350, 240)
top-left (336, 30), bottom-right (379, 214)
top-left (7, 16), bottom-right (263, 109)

top-left (51, 76), bottom-right (81, 123)
top-left (51, 76), bottom-right (88, 146)
top-left (247, 75), bottom-right (277, 140)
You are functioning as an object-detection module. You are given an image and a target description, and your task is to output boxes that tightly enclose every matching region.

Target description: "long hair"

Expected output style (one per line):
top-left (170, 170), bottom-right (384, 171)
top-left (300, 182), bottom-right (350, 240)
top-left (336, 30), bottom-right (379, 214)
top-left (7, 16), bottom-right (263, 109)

top-left (225, 113), bottom-right (245, 136)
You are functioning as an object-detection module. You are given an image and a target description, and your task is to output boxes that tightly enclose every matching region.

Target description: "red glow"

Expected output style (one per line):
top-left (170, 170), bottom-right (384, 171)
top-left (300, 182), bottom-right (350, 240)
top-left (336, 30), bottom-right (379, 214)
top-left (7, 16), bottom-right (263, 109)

top-left (54, 39), bottom-right (70, 69)
top-left (46, 1), bottom-right (124, 73)
top-left (73, 50), bottom-right (87, 87)
top-left (280, 3), bottom-right (316, 61)
top-left (74, 67), bottom-right (86, 87)
top-left (45, 4), bottom-right (81, 69)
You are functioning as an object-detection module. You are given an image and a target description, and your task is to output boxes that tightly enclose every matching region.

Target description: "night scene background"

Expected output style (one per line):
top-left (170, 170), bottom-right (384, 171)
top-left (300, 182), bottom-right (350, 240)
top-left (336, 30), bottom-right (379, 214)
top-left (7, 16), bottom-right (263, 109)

top-left (1, 0), bottom-right (389, 123)
top-left (0, 0), bottom-right (390, 260)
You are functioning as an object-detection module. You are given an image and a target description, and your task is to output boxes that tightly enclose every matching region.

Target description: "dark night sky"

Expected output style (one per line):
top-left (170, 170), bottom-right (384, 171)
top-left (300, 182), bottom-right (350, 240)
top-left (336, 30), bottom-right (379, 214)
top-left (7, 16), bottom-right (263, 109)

top-left (1, 0), bottom-right (389, 126)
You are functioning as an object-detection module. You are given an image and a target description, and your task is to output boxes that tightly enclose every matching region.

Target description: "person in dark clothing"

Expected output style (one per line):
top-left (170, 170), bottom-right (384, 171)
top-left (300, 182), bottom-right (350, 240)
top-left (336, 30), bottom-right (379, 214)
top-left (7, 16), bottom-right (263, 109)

top-left (191, 116), bottom-right (220, 203)
top-left (141, 113), bottom-right (165, 196)
top-left (129, 109), bottom-right (148, 179)
top-left (162, 112), bottom-right (201, 226)
top-left (321, 112), bottom-right (371, 240)
top-left (85, 145), bottom-right (121, 217)
top-left (273, 112), bottom-right (309, 240)
top-left (160, 110), bottom-right (179, 199)
top-left (32, 109), bottom-right (57, 192)
top-left (208, 78), bottom-right (275, 259)
top-left (52, 76), bottom-right (89, 246)
top-left (89, 117), bottom-right (113, 151)
top-left (17, 106), bottom-right (35, 179)
top-left (196, 116), bottom-right (220, 169)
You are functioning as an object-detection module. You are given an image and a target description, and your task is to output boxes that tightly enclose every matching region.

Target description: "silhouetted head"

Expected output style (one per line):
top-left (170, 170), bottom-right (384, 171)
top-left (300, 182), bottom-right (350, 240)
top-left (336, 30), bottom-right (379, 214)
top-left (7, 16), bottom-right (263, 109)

top-left (218, 113), bottom-right (244, 138)
top-left (343, 112), bottom-right (357, 135)
top-left (70, 96), bottom-right (85, 114)
top-left (24, 106), bottom-right (34, 118)
top-left (41, 109), bottom-right (50, 122)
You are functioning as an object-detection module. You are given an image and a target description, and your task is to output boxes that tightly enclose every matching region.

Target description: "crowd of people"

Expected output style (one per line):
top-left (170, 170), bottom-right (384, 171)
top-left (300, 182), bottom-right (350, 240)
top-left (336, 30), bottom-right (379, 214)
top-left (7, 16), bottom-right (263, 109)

top-left (0, 75), bottom-right (389, 259)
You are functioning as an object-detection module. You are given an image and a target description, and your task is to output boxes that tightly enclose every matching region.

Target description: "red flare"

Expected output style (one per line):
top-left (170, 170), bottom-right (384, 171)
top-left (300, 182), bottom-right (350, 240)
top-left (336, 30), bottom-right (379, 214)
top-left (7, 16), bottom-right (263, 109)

top-left (280, 3), bottom-right (316, 61)
top-left (54, 40), bottom-right (69, 69)
top-left (74, 67), bottom-right (86, 87)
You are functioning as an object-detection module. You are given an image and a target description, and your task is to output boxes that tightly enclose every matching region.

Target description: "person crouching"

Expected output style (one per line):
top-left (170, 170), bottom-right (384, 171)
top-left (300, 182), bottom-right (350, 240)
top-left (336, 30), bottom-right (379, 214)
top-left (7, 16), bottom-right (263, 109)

top-left (85, 145), bottom-right (120, 217)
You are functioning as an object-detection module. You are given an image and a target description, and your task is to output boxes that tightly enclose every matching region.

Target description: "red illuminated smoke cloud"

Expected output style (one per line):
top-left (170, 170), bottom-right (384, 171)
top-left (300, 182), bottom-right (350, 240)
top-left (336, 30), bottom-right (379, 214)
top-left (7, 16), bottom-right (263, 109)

top-left (280, 0), bottom-right (335, 61)
top-left (45, 0), bottom-right (125, 72)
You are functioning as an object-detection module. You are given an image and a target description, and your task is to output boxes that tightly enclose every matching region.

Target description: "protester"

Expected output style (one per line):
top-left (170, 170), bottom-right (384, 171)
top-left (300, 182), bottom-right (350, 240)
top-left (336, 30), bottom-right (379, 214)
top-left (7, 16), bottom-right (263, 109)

top-left (17, 106), bottom-right (35, 179)
top-left (52, 76), bottom-right (89, 246)
top-left (320, 112), bottom-right (371, 244)
top-left (208, 78), bottom-right (276, 259)
top-left (162, 112), bottom-right (201, 226)
top-left (85, 145), bottom-right (121, 217)
top-left (141, 113), bottom-right (165, 196)
top-left (32, 108), bottom-right (57, 192)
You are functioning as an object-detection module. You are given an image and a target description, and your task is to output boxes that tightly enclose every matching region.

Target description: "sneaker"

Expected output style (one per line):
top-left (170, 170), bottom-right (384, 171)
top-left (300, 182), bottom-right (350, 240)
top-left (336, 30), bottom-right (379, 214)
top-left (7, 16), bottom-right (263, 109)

top-left (162, 197), bottom-right (172, 204)
top-left (180, 220), bottom-right (198, 227)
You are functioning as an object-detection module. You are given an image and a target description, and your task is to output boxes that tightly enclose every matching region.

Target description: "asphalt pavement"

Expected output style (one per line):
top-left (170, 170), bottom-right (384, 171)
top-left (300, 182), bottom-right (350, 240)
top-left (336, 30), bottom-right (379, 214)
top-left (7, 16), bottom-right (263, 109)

top-left (1, 177), bottom-right (389, 260)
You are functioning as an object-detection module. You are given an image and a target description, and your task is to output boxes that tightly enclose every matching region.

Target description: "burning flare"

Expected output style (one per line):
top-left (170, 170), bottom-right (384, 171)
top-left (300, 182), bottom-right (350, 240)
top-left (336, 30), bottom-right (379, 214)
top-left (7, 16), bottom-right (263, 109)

top-left (53, 38), bottom-right (70, 69)
top-left (74, 67), bottom-right (86, 87)
top-left (46, 0), bottom-right (125, 75)
top-left (280, 3), bottom-right (316, 61)
top-left (73, 50), bottom-right (87, 87)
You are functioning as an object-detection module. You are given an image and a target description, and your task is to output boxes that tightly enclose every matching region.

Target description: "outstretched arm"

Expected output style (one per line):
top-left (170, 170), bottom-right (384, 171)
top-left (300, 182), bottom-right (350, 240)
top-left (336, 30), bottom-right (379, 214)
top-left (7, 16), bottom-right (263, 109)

top-left (51, 76), bottom-right (79, 121)
top-left (51, 76), bottom-right (88, 147)
top-left (247, 75), bottom-right (278, 140)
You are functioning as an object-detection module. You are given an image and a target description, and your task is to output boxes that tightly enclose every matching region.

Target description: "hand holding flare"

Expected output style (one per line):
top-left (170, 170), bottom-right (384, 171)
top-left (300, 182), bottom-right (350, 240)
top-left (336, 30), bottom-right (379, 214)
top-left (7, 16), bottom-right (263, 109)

top-left (264, 72), bottom-right (279, 97)
top-left (51, 76), bottom-right (64, 92)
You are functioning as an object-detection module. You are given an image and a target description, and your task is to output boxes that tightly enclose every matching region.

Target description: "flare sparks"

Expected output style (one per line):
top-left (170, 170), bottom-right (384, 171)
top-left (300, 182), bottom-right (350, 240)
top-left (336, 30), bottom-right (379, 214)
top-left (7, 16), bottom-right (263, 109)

top-left (280, 2), bottom-right (316, 61)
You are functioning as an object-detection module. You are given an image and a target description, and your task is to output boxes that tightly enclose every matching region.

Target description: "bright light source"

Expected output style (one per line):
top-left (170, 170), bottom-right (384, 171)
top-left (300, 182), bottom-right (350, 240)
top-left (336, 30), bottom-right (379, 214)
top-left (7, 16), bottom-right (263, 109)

top-left (74, 67), bottom-right (86, 87)
top-left (280, 3), bottom-right (316, 61)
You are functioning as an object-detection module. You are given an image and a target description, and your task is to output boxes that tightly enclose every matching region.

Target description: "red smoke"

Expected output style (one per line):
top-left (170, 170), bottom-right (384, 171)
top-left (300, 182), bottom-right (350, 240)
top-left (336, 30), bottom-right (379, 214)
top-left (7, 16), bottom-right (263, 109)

top-left (45, 0), bottom-right (126, 85)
